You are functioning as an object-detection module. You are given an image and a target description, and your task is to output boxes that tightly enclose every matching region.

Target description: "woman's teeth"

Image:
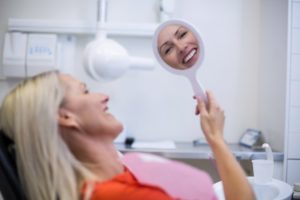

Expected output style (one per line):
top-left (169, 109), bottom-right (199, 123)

top-left (183, 49), bottom-right (196, 64)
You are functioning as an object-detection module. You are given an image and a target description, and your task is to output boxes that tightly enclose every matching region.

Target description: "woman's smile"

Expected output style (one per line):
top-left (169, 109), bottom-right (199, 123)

top-left (182, 48), bottom-right (197, 64)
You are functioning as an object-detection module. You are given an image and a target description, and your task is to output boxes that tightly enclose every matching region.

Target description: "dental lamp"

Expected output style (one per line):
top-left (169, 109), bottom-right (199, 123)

top-left (83, 0), bottom-right (154, 81)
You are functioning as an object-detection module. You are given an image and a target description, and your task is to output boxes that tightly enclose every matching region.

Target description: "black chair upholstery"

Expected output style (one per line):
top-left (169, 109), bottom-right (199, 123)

top-left (0, 130), bottom-right (26, 200)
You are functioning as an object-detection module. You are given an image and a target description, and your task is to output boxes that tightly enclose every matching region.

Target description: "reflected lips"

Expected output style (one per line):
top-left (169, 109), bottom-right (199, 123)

top-left (183, 48), bottom-right (197, 64)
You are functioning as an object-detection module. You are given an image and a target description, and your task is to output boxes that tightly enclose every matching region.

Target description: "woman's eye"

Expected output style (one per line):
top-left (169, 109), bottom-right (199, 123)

top-left (164, 47), bottom-right (173, 55)
top-left (179, 31), bottom-right (187, 39)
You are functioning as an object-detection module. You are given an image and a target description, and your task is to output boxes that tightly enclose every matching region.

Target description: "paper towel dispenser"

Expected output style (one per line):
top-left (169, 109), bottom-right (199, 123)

top-left (26, 34), bottom-right (57, 77)
top-left (2, 32), bottom-right (27, 77)
top-left (2, 32), bottom-right (58, 78)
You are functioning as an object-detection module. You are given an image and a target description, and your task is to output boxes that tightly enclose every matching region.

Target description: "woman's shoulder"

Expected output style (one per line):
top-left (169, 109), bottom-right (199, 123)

top-left (122, 153), bottom-right (217, 200)
top-left (81, 169), bottom-right (173, 200)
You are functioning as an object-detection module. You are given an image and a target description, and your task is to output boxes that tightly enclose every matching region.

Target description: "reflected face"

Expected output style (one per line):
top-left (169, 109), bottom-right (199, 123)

top-left (157, 24), bottom-right (200, 70)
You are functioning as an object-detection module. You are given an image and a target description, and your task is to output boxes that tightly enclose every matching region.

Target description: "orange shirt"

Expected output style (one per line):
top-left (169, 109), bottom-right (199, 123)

top-left (81, 168), bottom-right (175, 200)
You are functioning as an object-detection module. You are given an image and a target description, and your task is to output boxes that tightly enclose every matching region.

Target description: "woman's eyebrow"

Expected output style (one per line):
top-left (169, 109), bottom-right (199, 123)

top-left (159, 26), bottom-right (184, 53)
top-left (159, 41), bottom-right (171, 53)
top-left (174, 26), bottom-right (185, 37)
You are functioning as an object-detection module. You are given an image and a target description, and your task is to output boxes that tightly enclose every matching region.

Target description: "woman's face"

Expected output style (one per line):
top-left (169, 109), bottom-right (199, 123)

top-left (157, 25), bottom-right (199, 70)
top-left (58, 74), bottom-right (123, 140)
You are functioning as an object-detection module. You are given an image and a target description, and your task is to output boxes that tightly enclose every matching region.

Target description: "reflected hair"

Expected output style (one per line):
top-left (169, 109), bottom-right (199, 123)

top-left (0, 71), bottom-right (96, 200)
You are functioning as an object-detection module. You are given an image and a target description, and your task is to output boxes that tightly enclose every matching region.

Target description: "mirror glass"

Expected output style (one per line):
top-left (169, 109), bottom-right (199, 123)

top-left (157, 24), bottom-right (200, 70)
top-left (153, 19), bottom-right (207, 103)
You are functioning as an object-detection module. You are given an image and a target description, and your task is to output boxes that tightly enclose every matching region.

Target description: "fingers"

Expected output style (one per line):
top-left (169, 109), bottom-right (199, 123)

top-left (193, 95), bottom-right (207, 115)
top-left (206, 91), bottom-right (214, 111)
top-left (195, 91), bottom-right (216, 112)
top-left (206, 91), bottom-right (221, 112)
top-left (198, 100), bottom-right (207, 116)
top-left (193, 91), bottom-right (222, 115)
top-left (195, 106), bottom-right (200, 115)
top-left (193, 95), bottom-right (201, 115)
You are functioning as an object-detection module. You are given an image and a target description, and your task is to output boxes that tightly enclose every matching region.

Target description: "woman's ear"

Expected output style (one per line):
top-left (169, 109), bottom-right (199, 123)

top-left (58, 108), bottom-right (79, 129)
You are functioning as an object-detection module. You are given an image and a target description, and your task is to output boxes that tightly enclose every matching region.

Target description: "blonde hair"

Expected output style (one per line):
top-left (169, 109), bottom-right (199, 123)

top-left (0, 71), bottom-right (96, 200)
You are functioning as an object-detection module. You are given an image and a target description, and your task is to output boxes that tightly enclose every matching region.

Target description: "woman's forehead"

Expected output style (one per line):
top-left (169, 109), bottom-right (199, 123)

top-left (59, 74), bottom-right (79, 84)
top-left (59, 74), bottom-right (85, 91)
top-left (158, 24), bottom-right (180, 46)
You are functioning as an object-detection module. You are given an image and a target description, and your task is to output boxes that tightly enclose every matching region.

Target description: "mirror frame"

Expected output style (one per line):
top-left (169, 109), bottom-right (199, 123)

top-left (152, 19), bottom-right (205, 77)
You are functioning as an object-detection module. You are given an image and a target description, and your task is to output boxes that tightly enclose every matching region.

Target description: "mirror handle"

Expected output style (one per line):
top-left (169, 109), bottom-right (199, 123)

top-left (189, 75), bottom-right (207, 104)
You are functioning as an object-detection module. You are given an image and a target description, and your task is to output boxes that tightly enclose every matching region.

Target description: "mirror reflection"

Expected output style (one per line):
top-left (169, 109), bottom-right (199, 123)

top-left (157, 24), bottom-right (200, 70)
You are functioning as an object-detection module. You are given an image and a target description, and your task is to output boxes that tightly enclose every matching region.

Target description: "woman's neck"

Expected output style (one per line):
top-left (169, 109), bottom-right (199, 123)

top-left (64, 131), bottom-right (124, 181)
top-left (84, 141), bottom-right (124, 180)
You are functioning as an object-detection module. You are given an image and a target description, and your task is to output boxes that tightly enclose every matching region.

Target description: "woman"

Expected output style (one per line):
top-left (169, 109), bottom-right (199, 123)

top-left (0, 71), bottom-right (255, 200)
top-left (157, 24), bottom-right (200, 70)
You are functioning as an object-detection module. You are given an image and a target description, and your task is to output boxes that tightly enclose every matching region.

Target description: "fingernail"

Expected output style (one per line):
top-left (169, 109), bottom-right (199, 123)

top-left (195, 96), bottom-right (201, 101)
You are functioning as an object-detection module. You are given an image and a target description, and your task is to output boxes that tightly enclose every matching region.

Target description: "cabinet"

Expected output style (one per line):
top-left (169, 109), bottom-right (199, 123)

top-left (284, 0), bottom-right (300, 185)
top-left (287, 160), bottom-right (300, 185)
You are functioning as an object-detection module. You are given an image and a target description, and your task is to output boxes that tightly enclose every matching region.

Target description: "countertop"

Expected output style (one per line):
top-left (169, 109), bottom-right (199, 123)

top-left (115, 142), bottom-right (284, 161)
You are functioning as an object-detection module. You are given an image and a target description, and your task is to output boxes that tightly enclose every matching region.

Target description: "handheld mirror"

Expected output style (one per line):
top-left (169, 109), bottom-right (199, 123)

top-left (153, 19), bottom-right (207, 103)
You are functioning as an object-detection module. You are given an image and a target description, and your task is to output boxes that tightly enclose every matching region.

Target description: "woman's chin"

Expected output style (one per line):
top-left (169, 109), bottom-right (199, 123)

top-left (118, 123), bottom-right (124, 134)
top-left (113, 122), bottom-right (124, 138)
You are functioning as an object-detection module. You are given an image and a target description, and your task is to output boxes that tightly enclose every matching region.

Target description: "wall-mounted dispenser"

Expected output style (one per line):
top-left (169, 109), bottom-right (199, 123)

top-left (26, 33), bottom-right (57, 77)
top-left (3, 32), bottom-right (58, 78)
top-left (83, 0), bottom-right (154, 81)
top-left (2, 32), bottom-right (77, 78)
top-left (2, 32), bottom-right (27, 77)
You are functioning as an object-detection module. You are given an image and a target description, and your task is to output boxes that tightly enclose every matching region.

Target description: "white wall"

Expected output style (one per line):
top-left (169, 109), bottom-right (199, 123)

top-left (174, 0), bottom-right (261, 143)
top-left (0, 0), bottom-right (283, 146)
top-left (258, 0), bottom-right (288, 152)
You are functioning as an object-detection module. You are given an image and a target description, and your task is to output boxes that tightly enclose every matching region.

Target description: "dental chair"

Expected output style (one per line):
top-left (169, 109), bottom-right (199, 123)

top-left (0, 130), bottom-right (26, 200)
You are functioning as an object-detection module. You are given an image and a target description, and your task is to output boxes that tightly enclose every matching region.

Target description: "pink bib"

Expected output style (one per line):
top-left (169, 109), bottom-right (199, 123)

top-left (122, 153), bottom-right (217, 200)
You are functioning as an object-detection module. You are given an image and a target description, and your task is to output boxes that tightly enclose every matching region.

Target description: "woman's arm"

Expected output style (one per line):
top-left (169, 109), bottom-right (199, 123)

top-left (196, 91), bottom-right (255, 200)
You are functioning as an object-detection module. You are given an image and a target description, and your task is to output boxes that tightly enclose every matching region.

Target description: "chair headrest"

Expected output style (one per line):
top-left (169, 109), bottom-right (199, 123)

top-left (0, 130), bottom-right (15, 156)
top-left (0, 129), bottom-right (14, 143)
top-left (0, 129), bottom-right (27, 199)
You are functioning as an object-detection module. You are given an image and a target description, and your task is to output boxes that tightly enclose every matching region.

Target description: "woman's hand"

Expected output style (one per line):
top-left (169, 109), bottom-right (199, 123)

top-left (195, 91), bottom-right (256, 200)
top-left (195, 91), bottom-right (225, 146)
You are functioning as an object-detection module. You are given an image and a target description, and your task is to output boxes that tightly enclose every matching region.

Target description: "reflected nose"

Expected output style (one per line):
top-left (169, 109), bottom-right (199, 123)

top-left (174, 40), bottom-right (186, 53)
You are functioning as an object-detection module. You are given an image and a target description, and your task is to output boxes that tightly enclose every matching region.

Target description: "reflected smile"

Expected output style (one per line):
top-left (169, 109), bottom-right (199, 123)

top-left (183, 48), bottom-right (197, 64)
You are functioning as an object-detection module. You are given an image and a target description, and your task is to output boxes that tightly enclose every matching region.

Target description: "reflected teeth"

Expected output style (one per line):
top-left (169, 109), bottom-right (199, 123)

top-left (184, 49), bottom-right (196, 64)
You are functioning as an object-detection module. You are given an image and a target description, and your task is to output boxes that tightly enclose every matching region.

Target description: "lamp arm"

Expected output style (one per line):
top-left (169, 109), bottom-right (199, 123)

top-left (129, 56), bottom-right (155, 70)
top-left (97, 0), bottom-right (107, 24)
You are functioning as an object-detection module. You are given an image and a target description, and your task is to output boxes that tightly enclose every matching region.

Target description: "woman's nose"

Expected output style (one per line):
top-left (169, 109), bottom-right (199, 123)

top-left (98, 93), bottom-right (109, 103)
top-left (174, 41), bottom-right (186, 52)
